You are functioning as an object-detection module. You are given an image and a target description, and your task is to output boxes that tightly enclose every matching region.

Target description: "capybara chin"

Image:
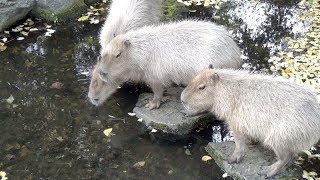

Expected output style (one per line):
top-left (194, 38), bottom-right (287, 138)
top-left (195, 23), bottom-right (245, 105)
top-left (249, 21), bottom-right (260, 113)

top-left (181, 67), bottom-right (320, 177)
top-left (97, 20), bottom-right (242, 109)
top-left (88, 0), bottom-right (161, 105)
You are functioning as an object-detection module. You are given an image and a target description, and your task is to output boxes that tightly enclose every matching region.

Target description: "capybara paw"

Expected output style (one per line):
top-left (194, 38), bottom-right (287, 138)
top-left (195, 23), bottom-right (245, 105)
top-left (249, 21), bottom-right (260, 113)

top-left (228, 154), bottom-right (243, 164)
top-left (145, 100), bottom-right (160, 110)
top-left (180, 110), bottom-right (194, 117)
top-left (260, 165), bottom-right (275, 178)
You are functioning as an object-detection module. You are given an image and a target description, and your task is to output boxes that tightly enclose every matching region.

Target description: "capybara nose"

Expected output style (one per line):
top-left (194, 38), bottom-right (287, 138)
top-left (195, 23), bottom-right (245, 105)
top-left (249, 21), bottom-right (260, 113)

top-left (99, 71), bottom-right (108, 78)
top-left (181, 100), bottom-right (186, 104)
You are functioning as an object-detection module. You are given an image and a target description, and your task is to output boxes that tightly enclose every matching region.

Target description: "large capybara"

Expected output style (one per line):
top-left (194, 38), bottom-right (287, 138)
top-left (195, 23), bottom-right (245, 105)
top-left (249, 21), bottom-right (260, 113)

top-left (181, 66), bottom-right (320, 177)
top-left (95, 20), bottom-right (242, 109)
top-left (88, 0), bottom-right (162, 106)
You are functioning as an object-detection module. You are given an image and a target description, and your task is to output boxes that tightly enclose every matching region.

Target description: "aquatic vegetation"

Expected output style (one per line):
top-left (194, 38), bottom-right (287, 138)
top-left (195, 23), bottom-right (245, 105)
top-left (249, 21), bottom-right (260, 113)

top-left (177, 0), bottom-right (228, 9)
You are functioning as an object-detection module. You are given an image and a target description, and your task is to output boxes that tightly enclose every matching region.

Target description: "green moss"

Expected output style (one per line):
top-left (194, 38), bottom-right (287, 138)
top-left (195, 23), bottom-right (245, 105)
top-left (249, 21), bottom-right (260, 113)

top-left (31, 0), bottom-right (87, 22)
top-left (161, 0), bottom-right (188, 21)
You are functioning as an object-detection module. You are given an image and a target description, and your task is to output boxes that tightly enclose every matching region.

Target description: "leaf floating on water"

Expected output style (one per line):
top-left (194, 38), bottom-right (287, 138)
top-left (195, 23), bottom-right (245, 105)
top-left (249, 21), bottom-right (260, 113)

top-left (133, 161), bottom-right (145, 168)
top-left (108, 115), bottom-right (116, 118)
top-left (20, 31), bottom-right (29, 36)
top-left (303, 150), bottom-right (312, 156)
top-left (189, 9), bottom-right (197, 13)
top-left (128, 112), bottom-right (136, 116)
top-left (17, 37), bottom-right (25, 41)
top-left (204, 0), bottom-right (210, 7)
top-left (0, 171), bottom-right (8, 180)
top-left (185, 149), bottom-right (191, 156)
top-left (4, 31), bottom-right (10, 34)
top-left (29, 28), bottom-right (39, 32)
top-left (2, 37), bottom-right (8, 43)
top-left (201, 155), bottom-right (212, 162)
top-left (103, 128), bottom-right (113, 137)
top-left (137, 118), bottom-right (143, 122)
top-left (78, 15), bottom-right (90, 22)
top-left (6, 95), bottom-right (14, 104)
top-left (0, 43), bottom-right (7, 52)
top-left (222, 173), bottom-right (228, 178)
top-left (151, 129), bottom-right (158, 133)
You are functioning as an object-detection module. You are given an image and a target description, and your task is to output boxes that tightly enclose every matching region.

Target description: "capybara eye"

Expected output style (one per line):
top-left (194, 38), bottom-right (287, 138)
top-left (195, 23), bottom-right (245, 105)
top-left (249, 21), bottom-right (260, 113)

top-left (199, 85), bottom-right (205, 90)
top-left (116, 52), bottom-right (121, 58)
top-left (99, 71), bottom-right (108, 77)
top-left (97, 56), bottom-right (102, 62)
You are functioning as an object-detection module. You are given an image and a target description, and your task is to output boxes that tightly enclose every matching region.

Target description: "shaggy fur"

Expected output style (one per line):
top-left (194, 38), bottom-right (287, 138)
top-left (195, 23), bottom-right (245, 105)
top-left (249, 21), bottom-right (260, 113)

top-left (181, 68), bottom-right (320, 177)
top-left (88, 0), bottom-right (161, 105)
top-left (97, 20), bottom-right (242, 109)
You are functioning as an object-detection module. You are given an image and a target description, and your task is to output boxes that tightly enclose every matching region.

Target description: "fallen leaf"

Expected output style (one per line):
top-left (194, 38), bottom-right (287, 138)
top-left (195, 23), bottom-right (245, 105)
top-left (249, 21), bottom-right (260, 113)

top-left (128, 112), bottom-right (136, 116)
top-left (151, 129), bottom-right (158, 133)
top-left (29, 28), bottom-right (39, 32)
top-left (17, 37), bottom-right (25, 41)
top-left (303, 150), bottom-right (312, 156)
top-left (4, 31), bottom-right (10, 34)
top-left (0, 44), bottom-right (7, 52)
top-left (137, 118), bottom-right (143, 122)
top-left (108, 115), bottom-right (116, 118)
top-left (133, 161), bottom-right (145, 168)
top-left (2, 37), bottom-right (8, 42)
top-left (185, 149), bottom-right (191, 155)
top-left (103, 128), bottom-right (113, 137)
top-left (78, 15), bottom-right (90, 22)
top-left (0, 171), bottom-right (8, 180)
top-left (222, 173), bottom-right (228, 178)
top-left (201, 155), bottom-right (212, 162)
top-left (6, 95), bottom-right (14, 104)
top-left (20, 31), bottom-right (29, 36)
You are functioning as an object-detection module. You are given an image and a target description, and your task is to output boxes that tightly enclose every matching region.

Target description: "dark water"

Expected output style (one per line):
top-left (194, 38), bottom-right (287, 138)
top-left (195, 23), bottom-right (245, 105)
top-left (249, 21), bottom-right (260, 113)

top-left (0, 0), bottom-right (319, 179)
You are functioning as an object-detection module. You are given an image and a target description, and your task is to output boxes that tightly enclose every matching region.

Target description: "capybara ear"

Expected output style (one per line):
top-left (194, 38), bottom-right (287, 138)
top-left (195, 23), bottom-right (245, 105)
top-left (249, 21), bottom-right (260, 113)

top-left (212, 73), bottom-right (219, 81)
top-left (208, 64), bottom-right (213, 69)
top-left (124, 39), bottom-right (131, 48)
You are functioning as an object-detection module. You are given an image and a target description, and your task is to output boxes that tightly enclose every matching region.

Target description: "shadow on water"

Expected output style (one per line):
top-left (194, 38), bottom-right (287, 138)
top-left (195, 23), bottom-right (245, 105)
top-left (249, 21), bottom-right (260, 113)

top-left (0, 0), bottom-right (319, 179)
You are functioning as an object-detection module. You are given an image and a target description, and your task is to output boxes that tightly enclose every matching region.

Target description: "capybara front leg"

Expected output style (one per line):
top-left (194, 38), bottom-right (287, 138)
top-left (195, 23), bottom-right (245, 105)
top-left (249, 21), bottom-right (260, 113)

top-left (145, 83), bottom-right (164, 110)
top-left (228, 130), bottom-right (247, 164)
top-left (261, 149), bottom-right (294, 178)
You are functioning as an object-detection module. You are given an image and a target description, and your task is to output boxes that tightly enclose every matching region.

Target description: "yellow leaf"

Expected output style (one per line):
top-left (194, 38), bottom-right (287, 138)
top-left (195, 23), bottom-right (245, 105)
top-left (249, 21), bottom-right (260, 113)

top-left (103, 128), bottom-right (113, 137)
top-left (201, 155), bottom-right (212, 162)
top-left (293, 43), bottom-right (299, 49)
top-left (133, 161), bottom-right (145, 168)
top-left (20, 31), bottom-right (29, 36)
top-left (204, 0), bottom-right (210, 7)
top-left (78, 15), bottom-right (90, 22)
top-left (0, 171), bottom-right (8, 180)
top-left (6, 95), bottom-right (14, 104)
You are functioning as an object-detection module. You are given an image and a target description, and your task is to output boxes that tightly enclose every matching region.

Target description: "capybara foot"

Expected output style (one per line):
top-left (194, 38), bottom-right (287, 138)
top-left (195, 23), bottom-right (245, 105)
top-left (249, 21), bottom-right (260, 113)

top-left (228, 153), bottom-right (244, 164)
top-left (145, 100), bottom-right (161, 109)
top-left (260, 164), bottom-right (281, 178)
top-left (180, 110), bottom-right (197, 117)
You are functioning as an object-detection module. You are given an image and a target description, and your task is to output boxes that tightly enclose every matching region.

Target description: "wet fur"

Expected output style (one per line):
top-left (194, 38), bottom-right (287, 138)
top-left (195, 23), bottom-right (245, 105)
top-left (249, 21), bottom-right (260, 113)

top-left (98, 20), bottom-right (242, 109)
top-left (181, 68), bottom-right (320, 177)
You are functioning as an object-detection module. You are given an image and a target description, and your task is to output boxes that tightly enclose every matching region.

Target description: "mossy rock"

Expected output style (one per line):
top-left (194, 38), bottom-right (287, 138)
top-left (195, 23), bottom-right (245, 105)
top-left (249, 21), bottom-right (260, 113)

top-left (161, 0), bottom-right (189, 21)
top-left (31, 0), bottom-right (88, 22)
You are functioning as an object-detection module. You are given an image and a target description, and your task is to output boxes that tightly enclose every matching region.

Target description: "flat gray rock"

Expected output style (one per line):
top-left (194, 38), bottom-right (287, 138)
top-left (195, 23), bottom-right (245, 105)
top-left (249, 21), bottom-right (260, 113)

top-left (205, 142), bottom-right (302, 180)
top-left (0, 0), bottom-right (35, 32)
top-left (133, 87), bottom-right (212, 135)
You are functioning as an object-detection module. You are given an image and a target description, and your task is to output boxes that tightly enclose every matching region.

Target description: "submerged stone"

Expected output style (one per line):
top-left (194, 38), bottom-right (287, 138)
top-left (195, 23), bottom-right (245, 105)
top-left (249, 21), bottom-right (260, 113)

top-left (205, 142), bottom-right (302, 180)
top-left (133, 87), bottom-right (212, 135)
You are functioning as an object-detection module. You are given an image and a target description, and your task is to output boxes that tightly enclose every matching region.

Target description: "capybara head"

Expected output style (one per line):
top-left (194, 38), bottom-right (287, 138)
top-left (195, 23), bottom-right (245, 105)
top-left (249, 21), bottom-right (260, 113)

top-left (97, 35), bottom-right (132, 83)
top-left (88, 65), bottom-right (119, 106)
top-left (181, 65), bottom-right (219, 114)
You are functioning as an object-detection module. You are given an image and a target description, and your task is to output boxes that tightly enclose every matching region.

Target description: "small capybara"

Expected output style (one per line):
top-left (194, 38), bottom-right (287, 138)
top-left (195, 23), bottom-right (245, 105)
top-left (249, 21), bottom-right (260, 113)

top-left (96, 20), bottom-right (242, 109)
top-left (181, 66), bottom-right (320, 177)
top-left (88, 0), bottom-right (162, 105)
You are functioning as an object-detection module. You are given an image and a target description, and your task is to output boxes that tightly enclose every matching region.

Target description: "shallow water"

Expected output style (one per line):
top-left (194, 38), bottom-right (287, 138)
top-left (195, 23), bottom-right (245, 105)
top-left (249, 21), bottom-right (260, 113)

top-left (0, 0), bottom-right (319, 179)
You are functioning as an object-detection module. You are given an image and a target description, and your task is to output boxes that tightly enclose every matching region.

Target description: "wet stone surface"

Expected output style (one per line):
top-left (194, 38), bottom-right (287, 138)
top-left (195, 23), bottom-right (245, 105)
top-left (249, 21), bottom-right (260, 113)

top-left (133, 87), bottom-right (213, 135)
top-left (205, 142), bottom-right (302, 180)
